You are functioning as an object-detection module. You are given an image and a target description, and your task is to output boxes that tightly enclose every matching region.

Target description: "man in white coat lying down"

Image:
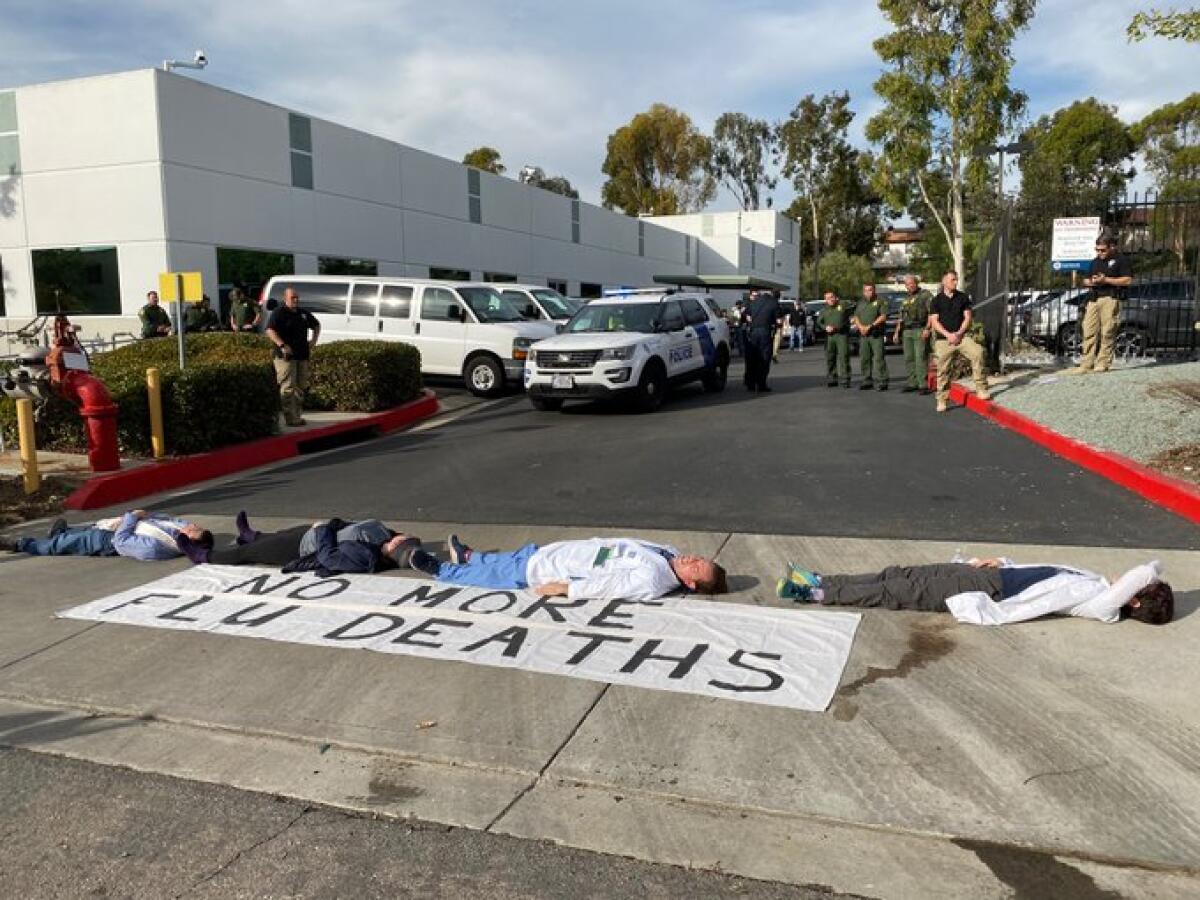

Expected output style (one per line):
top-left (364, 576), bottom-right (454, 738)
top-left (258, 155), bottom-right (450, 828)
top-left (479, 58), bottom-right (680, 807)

top-left (777, 557), bottom-right (1173, 626)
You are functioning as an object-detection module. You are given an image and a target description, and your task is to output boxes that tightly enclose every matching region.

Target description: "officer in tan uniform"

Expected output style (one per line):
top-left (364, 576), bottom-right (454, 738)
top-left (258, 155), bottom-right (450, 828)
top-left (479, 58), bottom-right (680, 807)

top-left (1067, 232), bottom-right (1132, 375)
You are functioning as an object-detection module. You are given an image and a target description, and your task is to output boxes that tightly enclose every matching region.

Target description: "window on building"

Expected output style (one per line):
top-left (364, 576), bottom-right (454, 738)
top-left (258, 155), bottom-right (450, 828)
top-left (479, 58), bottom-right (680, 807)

top-left (638, 221), bottom-right (645, 257)
top-left (31, 247), bottom-right (120, 315)
top-left (548, 279), bottom-right (568, 295)
top-left (379, 285), bottom-right (413, 319)
top-left (579, 282), bottom-right (603, 299)
top-left (421, 286), bottom-right (461, 320)
top-left (429, 267), bottom-right (471, 281)
top-left (320, 256), bottom-right (377, 276)
top-left (468, 168), bottom-right (481, 224)
top-left (349, 283), bottom-right (379, 317)
top-left (483, 272), bottom-right (516, 283)
top-left (289, 113), bottom-right (313, 190)
top-left (702, 214), bottom-right (714, 237)
top-left (750, 242), bottom-right (757, 269)
top-left (266, 280), bottom-right (348, 316)
top-left (0, 91), bottom-right (19, 177)
top-left (684, 235), bottom-right (691, 266)
top-left (0, 256), bottom-right (6, 316)
top-left (571, 200), bottom-right (581, 244)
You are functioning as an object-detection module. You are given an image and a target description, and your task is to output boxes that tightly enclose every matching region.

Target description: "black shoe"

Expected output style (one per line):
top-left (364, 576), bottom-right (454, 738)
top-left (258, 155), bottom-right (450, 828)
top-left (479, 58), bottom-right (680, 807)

top-left (448, 533), bottom-right (472, 564)
top-left (175, 533), bottom-right (211, 565)
top-left (409, 548), bottom-right (442, 577)
top-left (47, 517), bottom-right (68, 538)
top-left (0, 535), bottom-right (19, 552)
top-left (877, 385), bottom-right (888, 392)
top-left (842, 382), bottom-right (852, 389)
top-left (826, 380), bottom-right (837, 388)
top-left (758, 385), bottom-right (772, 393)
top-left (918, 387), bottom-right (931, 395)
top-left (859, 383), bottom-right (874, 390)
top-left (902, 385), bottom-right (917, 393)
top-left (234, 510), bottom-right (259, 546)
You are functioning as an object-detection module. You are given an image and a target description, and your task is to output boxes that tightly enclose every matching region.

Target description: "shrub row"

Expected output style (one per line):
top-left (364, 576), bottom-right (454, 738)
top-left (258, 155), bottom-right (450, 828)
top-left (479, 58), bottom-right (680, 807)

top-left (0, 333), bottom-right (422, 457)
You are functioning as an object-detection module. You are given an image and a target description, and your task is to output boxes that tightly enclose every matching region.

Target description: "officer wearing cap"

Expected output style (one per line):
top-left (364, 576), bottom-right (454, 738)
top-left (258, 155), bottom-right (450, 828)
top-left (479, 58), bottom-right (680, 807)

top-left (743, 289), bottom-right (781, 393)
top-left (818, 289), bottom-right (851, 388)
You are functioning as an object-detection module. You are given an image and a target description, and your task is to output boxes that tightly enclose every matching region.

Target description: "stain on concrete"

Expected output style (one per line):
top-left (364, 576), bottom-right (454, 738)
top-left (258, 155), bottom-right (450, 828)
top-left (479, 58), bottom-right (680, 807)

top-left (832, 620), bottom-right (955, 722)
top-left (363, 760), bottom-right (424, 804)
top-left (953, 838), bottom-right (1125, 900)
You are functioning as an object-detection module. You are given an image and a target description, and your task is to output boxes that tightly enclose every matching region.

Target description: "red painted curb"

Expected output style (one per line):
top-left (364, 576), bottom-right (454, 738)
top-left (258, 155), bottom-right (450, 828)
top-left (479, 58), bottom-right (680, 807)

top-left (948, 383), bottom-right (1200, 525)
top-left (66, 390), bottom-right (440, 511)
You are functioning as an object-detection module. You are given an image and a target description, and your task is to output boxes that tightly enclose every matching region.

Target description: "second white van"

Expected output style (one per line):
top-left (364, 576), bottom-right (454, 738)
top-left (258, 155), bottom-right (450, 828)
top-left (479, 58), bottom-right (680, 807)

top-left (261, 276), bottom-right (556, 396)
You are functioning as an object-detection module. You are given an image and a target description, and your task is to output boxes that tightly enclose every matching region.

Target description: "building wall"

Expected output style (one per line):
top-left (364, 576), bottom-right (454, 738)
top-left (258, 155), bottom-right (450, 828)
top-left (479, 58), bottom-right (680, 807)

top-left (1, 68), bottom-right (799, 356)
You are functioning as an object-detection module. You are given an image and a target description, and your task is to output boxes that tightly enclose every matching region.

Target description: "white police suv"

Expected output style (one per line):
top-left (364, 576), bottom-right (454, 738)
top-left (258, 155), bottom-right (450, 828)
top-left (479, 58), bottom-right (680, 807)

top-left (524, 290), bottom-right (731, 412)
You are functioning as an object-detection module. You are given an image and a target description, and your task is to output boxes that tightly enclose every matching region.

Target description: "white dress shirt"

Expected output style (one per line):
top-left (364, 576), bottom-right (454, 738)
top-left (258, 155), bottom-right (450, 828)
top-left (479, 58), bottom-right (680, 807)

top-left (526, 538), bottom-right (682, 602)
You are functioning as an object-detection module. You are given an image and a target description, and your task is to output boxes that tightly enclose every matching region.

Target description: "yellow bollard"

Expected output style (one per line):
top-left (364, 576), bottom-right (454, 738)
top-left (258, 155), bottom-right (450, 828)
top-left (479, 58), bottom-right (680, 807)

top-left (15, 398), bottom-right (40, 495)
top-left (146, 367), bottom-right (166, 460)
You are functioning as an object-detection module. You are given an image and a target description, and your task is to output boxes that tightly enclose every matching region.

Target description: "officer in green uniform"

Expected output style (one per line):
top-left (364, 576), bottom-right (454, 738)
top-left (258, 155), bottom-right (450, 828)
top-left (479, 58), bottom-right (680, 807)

top-left (138, 290), bottom-right (172, 339)
top-left (184, 294), bottom-right (221, 332)
top-left (852, 283), bottom-right (889, 391)
top-left (229, 287), bottom-right (261, 332)
top-left (817, 290), bottom-right (851, 388)
top-left (893, 274), bottom-right (932, 394)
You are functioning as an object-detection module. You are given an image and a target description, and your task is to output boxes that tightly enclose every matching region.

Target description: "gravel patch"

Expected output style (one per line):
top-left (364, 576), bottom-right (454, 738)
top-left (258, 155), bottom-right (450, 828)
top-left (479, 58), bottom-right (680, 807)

top-left (987, 360), bottom-right (1200, 464)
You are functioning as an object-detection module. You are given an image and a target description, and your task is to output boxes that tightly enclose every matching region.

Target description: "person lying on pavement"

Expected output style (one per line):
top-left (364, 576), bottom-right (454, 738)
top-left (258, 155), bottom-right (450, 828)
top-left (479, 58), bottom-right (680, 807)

top-left (408, 533), bottom-right (728, 601)
top-left (176, 511), bottom-right (420, 577)
top-left (0, 510), bottom-right (212, 561)
top-left (776, 556), bottom-right (1173, 626)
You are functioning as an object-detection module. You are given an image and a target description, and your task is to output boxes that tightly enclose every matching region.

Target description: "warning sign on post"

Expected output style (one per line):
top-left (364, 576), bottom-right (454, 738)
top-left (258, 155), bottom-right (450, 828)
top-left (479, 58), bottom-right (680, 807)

top-left (158, 272), bottom-right (205, 304)
top-left (1051, 217), bottom-right (1100, 272)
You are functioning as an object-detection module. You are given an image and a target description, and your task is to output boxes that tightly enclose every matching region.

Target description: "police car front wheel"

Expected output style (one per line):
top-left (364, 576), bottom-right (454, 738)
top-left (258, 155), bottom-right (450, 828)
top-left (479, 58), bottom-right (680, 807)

top-left (701, 349), bottom-right (729, 393)
top-left (632, 363), bottom-right (666, 413)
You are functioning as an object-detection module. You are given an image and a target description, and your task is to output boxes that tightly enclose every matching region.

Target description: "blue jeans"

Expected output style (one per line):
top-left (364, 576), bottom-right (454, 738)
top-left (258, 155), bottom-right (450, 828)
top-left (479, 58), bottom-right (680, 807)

top-left (18, 527), bottom-right (117, 557)
top-left (434, 544), bottom-right (539, 589)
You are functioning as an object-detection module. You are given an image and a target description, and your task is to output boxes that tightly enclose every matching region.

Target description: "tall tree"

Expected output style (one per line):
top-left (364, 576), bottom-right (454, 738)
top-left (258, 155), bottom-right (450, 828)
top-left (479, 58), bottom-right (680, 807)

top-left (707, 112), bottom-right (777, 210)
top-left (462, 146), bottom-right (505, 175)
top-left (784, 151), bottom-right (886, 261)
top-left (800, 250), bottom-right (876, 302)
top-left (865, 0), bottom-right (1036, 275)
top-left (601, 104), bottom-right (715, 215)
top-left (1128, 7), bottom-right (1200, 42)
top-left (778, 92), bottom-right (857, 261)
top-left (1017, 99), bottom-right (1136, 206)
top-left (1134, 92), bottom-right (1200, 191)
top-left (519, 166), bottom-right (580, 199)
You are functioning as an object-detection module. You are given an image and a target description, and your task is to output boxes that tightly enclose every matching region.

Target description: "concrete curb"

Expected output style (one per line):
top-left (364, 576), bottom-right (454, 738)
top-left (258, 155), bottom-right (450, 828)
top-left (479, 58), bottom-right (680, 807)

top-left (64, 389), bottom-right (440, 511)
top-left (947, 383), bottom-right (1200, 525)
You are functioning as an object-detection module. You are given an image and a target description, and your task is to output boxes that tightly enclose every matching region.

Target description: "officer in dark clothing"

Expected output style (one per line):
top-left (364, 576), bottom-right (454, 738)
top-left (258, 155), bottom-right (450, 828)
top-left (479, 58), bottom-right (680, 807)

top-left (742, 289), bottom-right (781, 393)
top-left (139, 291), bottom-right (172, 339)
top-left (265, 287), bottom-right (321, 427)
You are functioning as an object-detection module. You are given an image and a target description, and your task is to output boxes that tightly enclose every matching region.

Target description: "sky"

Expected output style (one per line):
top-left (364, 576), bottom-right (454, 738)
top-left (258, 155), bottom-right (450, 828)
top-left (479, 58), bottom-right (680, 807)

top-left (1, 0), bottom-right (1196, 211)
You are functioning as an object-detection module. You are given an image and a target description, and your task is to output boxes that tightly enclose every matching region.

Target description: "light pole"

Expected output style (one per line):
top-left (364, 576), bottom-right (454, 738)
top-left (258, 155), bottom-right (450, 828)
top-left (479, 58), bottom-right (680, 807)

top-left (975, 139), bottom-right (1033, 204)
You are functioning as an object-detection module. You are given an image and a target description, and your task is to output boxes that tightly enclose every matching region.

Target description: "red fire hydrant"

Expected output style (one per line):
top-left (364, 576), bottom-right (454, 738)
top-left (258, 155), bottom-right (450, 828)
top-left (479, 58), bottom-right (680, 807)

top-left (45, 315), bottom-right (121, 473)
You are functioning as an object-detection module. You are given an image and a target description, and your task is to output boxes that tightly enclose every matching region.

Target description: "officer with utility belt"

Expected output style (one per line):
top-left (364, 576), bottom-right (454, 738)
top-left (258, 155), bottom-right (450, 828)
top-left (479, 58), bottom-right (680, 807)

top-left (818, 290), bottom-right (851, 388)
top-left (894, 274), bottom-right (932, 393)
top-left (742, 289), bottom-right (781, 393)
top-left (852, 283), bottom-right (889, 391)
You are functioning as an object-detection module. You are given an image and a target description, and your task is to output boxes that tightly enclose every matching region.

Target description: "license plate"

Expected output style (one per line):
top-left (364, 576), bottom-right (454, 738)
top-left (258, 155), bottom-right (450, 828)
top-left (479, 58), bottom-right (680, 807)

top-left (552, 375), bottom-right (575, 389)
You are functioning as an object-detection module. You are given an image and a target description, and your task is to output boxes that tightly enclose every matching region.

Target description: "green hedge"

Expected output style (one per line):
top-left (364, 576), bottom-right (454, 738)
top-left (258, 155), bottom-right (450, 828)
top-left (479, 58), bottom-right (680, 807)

top-left (307, 341), bottom-right (423, 412)
top-left (0, 333), bottom-right (423, 456)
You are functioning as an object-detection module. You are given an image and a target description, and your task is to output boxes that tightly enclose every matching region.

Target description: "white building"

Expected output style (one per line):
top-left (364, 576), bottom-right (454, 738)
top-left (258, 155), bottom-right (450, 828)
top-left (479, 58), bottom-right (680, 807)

top-left (0, 69), bottom-right (797, 355)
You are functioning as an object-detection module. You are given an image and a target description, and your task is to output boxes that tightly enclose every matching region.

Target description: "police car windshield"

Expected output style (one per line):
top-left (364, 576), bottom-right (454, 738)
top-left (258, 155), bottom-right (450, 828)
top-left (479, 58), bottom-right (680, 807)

top-left (532, 289), bottom-right (582, 319)
top-left (563, 302), bottom-right (659, 333)
top-left (457, 287), bottom-right (525, 323)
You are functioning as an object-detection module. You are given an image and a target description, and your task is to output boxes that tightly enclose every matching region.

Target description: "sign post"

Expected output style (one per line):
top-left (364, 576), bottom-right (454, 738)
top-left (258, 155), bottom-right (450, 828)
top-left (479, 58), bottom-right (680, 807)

top-left (1051, 217), bottom-right (1101, 273)
top-left (158, 271), bottom-right (204, 370)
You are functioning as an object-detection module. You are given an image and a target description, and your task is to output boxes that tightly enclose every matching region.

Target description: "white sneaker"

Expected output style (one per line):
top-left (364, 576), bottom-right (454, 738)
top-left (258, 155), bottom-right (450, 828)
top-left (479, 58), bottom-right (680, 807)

top-left (936, 400), bottom-right (948, 413)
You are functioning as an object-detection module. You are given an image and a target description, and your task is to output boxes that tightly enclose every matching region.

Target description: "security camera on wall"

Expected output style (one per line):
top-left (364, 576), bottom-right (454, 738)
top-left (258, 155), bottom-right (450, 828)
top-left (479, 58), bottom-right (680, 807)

top-left (162, 50), bottom-right (209, 72)
top-left (194, 50), bottom-right (208, 67)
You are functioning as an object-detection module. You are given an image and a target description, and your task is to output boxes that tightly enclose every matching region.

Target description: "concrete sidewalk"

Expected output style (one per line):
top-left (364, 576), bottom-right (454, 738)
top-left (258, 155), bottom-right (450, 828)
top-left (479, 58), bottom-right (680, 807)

top-left (1, 518), bottom-right (1198, 899)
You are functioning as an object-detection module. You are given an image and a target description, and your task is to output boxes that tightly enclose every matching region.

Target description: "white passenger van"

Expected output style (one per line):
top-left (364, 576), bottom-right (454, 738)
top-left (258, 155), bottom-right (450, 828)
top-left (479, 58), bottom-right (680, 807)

top-left (495, 284), bottom-right (584, 322)
top-left (261, 276), bottom-right (556, 397)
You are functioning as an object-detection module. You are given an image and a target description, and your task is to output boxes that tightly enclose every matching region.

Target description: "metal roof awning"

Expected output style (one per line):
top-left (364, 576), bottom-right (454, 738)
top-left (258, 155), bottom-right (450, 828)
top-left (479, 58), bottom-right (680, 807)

top-left (652, 273), bottom-right (792, 291)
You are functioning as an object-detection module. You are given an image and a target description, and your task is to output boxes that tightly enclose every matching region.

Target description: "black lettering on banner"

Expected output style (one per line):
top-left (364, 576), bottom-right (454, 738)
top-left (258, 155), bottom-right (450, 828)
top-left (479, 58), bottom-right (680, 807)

top-left (325, 613), bottom-right (405, 641)
top-left (393, 617), bottom-right (474, 649)
top-left (287, 578), bottom-right (350, 600)
top-left (158, 595), bottom-right (212, 622)
top-left (708, 650), bottom-right (785, 694)
top-left (461, 625), bottom-right (528, 658)
top-left (563, 630), bottom-right (634, 665)
top-left (224, 573), bottom-right (301, 595)
top-left (517, 595), bottom-right (587, 623)
top-left (222, 603), bottom-right (300, 628)
top-left (101, 591), bottom-right (178, 615)
top-left (458, 591), bottom-right (517, 615)
top-left (389, 584), bottom-right (464, 608)
top-left (586, 599), bottom-right (639, 631)
top-left (619, 639), bottom-right (709, 680)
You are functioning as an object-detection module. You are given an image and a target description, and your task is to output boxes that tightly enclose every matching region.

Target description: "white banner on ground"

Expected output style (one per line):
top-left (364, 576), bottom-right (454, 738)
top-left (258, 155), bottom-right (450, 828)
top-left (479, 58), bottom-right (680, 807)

top-left (59, 566), bottom-right (861, 712)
